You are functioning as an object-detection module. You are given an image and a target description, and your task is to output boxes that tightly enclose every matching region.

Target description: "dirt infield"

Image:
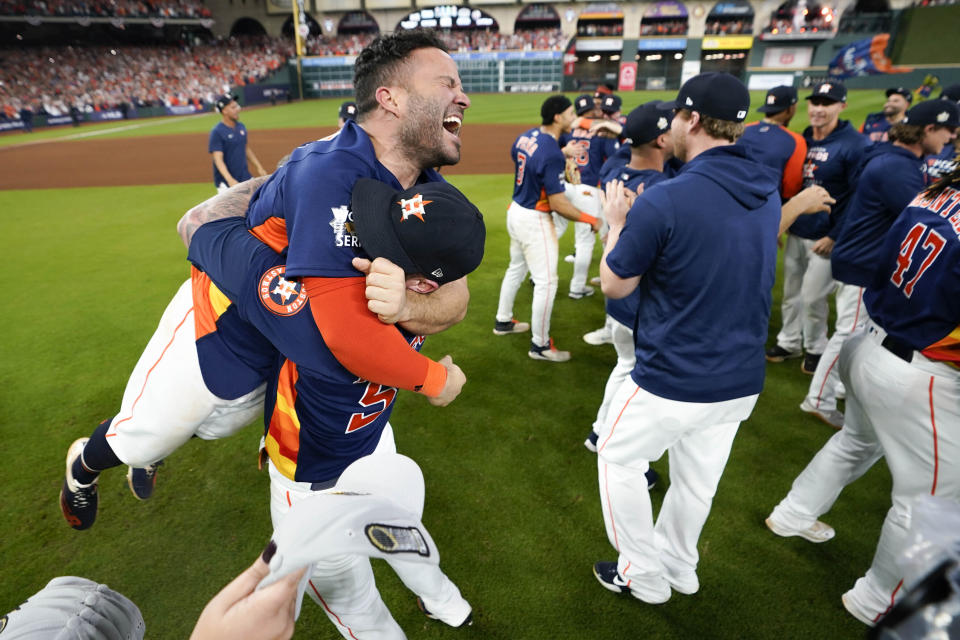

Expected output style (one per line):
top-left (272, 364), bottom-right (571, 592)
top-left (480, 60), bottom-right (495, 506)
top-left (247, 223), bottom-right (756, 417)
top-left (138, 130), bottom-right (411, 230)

top-left (0, 123), bottom-right (526, 190)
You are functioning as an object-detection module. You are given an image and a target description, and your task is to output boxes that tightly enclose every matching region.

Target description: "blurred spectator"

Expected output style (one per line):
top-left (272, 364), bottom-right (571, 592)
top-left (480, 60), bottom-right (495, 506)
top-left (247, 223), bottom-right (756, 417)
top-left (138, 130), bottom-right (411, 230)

top-left (639, 19), bottom-right (689, 35)
top-left (0, 0), bottom-right (212, 19)
top-left (704, 18), bottom-right (753, 34)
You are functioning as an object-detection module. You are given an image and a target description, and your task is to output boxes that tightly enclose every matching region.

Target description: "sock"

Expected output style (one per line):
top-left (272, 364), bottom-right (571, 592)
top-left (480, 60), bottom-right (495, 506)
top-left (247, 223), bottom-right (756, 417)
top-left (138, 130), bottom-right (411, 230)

top-left (72, 419), bottom-right (123, 484)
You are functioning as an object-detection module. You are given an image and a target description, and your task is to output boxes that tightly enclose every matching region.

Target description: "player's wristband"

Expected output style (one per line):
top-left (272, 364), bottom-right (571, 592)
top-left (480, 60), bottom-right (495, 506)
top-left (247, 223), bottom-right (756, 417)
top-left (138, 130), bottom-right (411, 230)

top-left (578, 212), bottom-right (599, 226)
top-left (420, 359), bottom-right (448, 398)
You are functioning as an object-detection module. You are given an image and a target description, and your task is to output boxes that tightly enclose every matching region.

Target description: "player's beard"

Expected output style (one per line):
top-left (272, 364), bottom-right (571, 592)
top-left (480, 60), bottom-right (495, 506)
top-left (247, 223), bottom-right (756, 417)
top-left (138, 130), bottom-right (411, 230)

top-left (398, 93), bottom-right (461, 170)
top-left (882, 105), bottom-right (901, 118)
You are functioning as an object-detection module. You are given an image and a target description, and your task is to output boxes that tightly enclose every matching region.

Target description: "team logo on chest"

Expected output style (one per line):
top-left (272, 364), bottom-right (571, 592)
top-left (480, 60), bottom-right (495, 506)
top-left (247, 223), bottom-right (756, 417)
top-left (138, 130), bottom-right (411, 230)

top-left (259, 266), bottom-right (308, 316)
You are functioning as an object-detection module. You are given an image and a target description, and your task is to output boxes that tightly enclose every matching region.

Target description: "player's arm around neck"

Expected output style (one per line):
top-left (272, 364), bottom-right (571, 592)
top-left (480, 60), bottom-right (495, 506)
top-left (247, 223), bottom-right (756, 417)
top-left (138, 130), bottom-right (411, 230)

top-left (398, 277), bottom-right (469, 335)
top-left (177, 176), bottom-right (270, 247)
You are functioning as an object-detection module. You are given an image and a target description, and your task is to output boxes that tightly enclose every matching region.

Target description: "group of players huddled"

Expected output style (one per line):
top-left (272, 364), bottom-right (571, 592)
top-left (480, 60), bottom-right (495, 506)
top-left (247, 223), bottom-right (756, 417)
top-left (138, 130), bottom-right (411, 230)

top-left (494, 79), bottom-right (960, 627)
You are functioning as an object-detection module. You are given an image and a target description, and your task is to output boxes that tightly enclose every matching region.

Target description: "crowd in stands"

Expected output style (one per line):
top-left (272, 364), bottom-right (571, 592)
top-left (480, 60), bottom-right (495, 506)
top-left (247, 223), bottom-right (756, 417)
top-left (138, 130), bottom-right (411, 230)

top-left (577, 22), bottom-right (624, 36)
top-left (0, 0), bottom-right (210, 18)
top-left (0, 36), bottom-right (290, 120)
top-left (704, 18), bottom-right (753, 34)
top-left (302, 28), bottom-right (564, 56)
top-left (640, 19), bottom-right (689, 35)
top-left (765, 15), bottom-right (836, 33)
top-left (302, 32), bottom-right (376, 56)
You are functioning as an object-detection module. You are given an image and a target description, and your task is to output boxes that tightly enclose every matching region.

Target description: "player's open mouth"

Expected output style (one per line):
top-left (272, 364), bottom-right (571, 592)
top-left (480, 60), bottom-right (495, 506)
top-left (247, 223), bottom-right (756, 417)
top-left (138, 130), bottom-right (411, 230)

top-left (443, 114), bottom-right (462, 137)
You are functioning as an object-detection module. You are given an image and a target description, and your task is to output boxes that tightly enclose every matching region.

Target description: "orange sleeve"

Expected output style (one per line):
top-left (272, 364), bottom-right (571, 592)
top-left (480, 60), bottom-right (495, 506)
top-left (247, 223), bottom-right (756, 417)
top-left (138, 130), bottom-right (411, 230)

top-left (782, 131), bottom-right (807, 200)
top-left (302, 276), bottom-right (447, 398)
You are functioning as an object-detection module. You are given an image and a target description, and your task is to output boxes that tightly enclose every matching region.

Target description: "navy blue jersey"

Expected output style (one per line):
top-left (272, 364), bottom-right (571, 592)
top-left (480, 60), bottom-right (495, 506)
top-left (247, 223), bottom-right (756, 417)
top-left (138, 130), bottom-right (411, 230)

top-left (188, 218), bottom-right (426, 483)
top-left (511, 127), bottom-right (566, 210)
top-left (606, 145), bottom-right (780, 402)
top-left (791, 120), bottom-right (868, 240)
top-left (598, 144), bottom-right (631, 185)
top-left (560, 128), bottom-right (619, 187)
top-left (245, 121), bottom-right (443, 279)
top-left (864, 186), bottom-right (960, 364)
top-left (208, 121), bottom-right (252, 186)
top-left (831, 143), bottom-right (926, 287)
top-left (737, 121), bottom-right (807, 199)
top-left (860, 112), bottom-right (892, 143)
top-left (601, 168), bottom-right (671, 329)
top-left (924, 144), bottom-right (959, 184)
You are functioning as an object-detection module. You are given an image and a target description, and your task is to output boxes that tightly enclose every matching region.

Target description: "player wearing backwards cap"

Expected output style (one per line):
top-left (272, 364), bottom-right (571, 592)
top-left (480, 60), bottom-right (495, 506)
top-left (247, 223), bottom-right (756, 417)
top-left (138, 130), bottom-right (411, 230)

top-left (209, 93), bottom-right (267, 192)
top-left (795, 99), bottom-right (960, 428)
top-left (924, 84), bottom-right (960, 183)
top-left (187, 178), bottom-right (483, 636)
top-left (767, 81), bottom-right (868, 375)
top-left (737, 85), bottom-right (807, 202)
top-left (591, 72), bottom-right (780, 603)
top-left (860, 87), bottom-right (912, 143)
top-left (767, 164), bottom-right (960, 626)
top-left (556, 93), bottom-right (618, 299)
top-left (493, 94), bottom-right (601, 362)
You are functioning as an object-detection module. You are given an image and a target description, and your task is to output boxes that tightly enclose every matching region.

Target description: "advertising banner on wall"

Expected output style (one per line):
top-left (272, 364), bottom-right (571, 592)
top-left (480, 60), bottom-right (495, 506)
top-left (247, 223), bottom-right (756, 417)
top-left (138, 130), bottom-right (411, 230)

top-left (761, 46), bottom-right (813, 69)
top-left (618, 61), bottom-right (638, 91)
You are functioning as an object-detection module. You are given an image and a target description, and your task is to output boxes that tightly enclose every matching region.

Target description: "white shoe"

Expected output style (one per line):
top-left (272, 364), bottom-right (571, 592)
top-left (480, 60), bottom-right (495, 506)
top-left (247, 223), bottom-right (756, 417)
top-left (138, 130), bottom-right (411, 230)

top-left (799, 399), bottom-right (844, 429)
top-left (564, 254), bottom-right (575, 264)
top-left (765, 515), bottom-right (835, 543)
top-left (589, 276), bottom-right (601, 286)
top-left (583, 327), bottom-right (612, 345)
top-left (569, 286), bottom-right (595, 300)
top-left (841, 590), bottom-right (878, 627)
top-left (529, 339), bottom-right (571, 362)
top-left (493, 319), bottom-right (530, 335)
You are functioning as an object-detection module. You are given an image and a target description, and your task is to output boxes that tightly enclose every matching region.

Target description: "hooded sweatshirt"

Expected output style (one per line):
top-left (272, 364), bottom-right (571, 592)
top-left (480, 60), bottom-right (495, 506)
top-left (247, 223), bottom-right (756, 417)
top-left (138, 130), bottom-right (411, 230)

top-left (606, 145), bottom-right (781, 402)
top-left (789, 119), bottom-right (867, 240)
top-left (830, 142), bottom-right (925, 287)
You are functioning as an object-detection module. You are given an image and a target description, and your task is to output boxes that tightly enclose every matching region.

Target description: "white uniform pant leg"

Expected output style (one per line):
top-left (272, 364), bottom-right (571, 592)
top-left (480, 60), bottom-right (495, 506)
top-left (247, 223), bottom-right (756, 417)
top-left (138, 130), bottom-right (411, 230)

top-left (385, 558), bottom-right (471, 627)
top-left (495, 204), bottom-right (530, 324)
top-left (771, 332), bottom-right (883, 531)
top-left (552, 211), bottom-right (569, 240)
top-left (775, 234), bottom-right (808, 353)
top-left (805, 285), bottom-right (866, 411)
top-left (800, 248), bottom-right (835, 355)
top-left (564, 184), bottom-right (601, 293)
top-left (843, 334), bottom-right (960, 623)
top-left (267, 428), bottom-right (403, 640)
top-left (501, 203), bottom-right (558, 347)
top-left (105, 280), bottom-right (264, 467)
top-left (596, 382), bottom-right (757, 596)
top-left (591, 319), bottom-right (635, 434)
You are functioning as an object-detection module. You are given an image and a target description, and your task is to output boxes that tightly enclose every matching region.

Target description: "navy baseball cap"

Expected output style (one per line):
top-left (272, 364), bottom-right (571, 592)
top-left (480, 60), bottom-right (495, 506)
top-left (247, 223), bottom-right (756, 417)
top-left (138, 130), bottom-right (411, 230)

top-left (940, 84), bottom-right (960, 103)
top-left (886, 87), bottom-right (913, 103)
top-left (902, 99), bottom-right (960, 128)
top-left (574, 94), bottom-right (595, 116)
top-left (672, 72), bottom-right (750, 122)
top-left (541, 95), bottom-right (573, 124)
top-left (757, 85), bottom-right (798, 114)
top-left (351, 178), bottom-right (485, 285)
top-left (600, 94), bottom-right (623, 114)
top-left (806, 81), bottom-right (847, 103)
top-left (215, 93), bottom-right (238, 112)
top-left (339, 101), bottom-right (358, 121)
top-left (624, 101), bottom-right (674, 146)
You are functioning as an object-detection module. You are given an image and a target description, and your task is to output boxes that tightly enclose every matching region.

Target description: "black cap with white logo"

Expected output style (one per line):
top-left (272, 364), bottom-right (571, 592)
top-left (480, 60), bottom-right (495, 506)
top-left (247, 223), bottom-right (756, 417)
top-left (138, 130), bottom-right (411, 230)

top-left (601, 94), bottom-right (623, 114)
top-left (757, 85), bottom-right (798, 114)
top-left (574, 94), bottom-right (595, 116)
top-left (215, 93), bottom-right (238, 112)
top-left (339, 101), bottom-right (358, 121)
top-left (624, 101), bottom-right (674, 146)
top-left (885, 86), bottom-right (913, 103)
top-left (351, 179), bottom-right (485, 285)
top-left (902, 99), bottom-right (960, 128)
top-left (672, 72), bottom-right (750, 122)
top-left (806, 81), bottom-right (847, 103)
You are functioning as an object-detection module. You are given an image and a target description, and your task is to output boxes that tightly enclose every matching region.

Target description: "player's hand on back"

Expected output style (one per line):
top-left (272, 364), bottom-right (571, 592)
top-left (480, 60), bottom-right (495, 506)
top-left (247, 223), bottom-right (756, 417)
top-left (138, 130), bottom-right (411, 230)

top-left (795, 185), bottom-right (835, 215)
top-left (428, 355), bottom-right (466, 407)
top-left (811, 236), bottom-right (836, 257)
top-left (353, 256), bottom-right (407, 324)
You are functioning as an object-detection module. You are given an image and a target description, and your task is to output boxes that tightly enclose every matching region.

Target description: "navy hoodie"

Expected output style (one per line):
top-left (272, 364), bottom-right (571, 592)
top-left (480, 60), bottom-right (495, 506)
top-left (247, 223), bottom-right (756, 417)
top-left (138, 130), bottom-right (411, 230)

top-left (606, 145), bottom-right (781, 403)
top-left (831, 143), bottom-right (925, 287)
top-left (789, 120), bottom-right (867, 240)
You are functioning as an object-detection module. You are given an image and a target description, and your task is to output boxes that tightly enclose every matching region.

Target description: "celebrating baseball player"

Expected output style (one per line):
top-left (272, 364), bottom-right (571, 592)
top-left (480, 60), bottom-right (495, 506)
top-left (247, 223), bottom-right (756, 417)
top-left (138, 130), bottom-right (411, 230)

top-left (591, 73), bottom-right (780, 603)
top-left (766, 164), bottom-right (960, 626)
top-left (737, 85), bottom-right (807, 201)
top-left (800, 99), bottom-right (960, 427)
top-left (493, 94), bottom-right (601, 362)
top-left (924, 84), bottom-right (960, 182)
top-left (860, 87), bottom-right (912, 143)
top-left (766, 81), bottom-right (867, 377)
top-left (208, 93), bottom-right (267, 192)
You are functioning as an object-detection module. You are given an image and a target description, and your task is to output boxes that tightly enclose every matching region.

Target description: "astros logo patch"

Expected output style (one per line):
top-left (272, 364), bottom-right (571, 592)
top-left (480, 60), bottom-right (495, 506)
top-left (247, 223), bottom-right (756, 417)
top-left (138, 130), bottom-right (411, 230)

top-left (259, 266), bottom-right (308, 316)
top-left (398, 194), bottom-right (432, 222)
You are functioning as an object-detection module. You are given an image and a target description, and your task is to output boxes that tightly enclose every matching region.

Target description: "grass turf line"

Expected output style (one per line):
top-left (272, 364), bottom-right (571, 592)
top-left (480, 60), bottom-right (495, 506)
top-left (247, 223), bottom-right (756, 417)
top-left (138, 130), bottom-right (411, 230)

top-left (2, 177), bottom-right (891, 638)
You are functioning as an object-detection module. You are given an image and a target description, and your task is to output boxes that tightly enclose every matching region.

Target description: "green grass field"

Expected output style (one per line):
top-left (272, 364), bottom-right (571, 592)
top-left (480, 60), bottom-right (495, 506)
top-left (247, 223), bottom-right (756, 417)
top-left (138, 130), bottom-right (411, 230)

top-left (0, 92), bottom-right (892, 639)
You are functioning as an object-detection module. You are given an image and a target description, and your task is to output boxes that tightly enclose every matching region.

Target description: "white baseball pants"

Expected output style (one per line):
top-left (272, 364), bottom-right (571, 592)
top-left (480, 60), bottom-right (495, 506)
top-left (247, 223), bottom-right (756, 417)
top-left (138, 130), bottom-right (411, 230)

top-left (591, 318), bottom-right (635, 434)
top-left (771, 322), bottom-right (960, 624)
top-left (596, 381), bottom-right (758, 601)
top-left (804, 284), bottom-right (866, 412)
top-left (267, 426), bottom-right (470, 639)
top-left (105, 279), bottom-right (265, 467)
top-left (495, 201), bottom-right (559, 347)
top-left (554, 183), bottom-right (601, 294)
top-left (775, 234), bottom-right (835, 355)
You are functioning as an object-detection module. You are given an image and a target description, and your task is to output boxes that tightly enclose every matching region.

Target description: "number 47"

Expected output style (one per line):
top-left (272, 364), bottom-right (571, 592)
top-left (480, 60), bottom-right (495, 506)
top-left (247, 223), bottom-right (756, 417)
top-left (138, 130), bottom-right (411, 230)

top-left (890, 222), bottom-right (946, 298)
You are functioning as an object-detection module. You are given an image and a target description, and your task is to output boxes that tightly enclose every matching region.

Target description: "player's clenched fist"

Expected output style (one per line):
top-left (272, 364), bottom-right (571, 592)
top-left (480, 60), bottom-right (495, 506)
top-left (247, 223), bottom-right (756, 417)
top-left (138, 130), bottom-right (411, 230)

top-left (428, 355), bottom-right (466, 407)
top-left (352, 256), bottom-right (407, 324)
top-left (601, 179), bottom-right (638, 230)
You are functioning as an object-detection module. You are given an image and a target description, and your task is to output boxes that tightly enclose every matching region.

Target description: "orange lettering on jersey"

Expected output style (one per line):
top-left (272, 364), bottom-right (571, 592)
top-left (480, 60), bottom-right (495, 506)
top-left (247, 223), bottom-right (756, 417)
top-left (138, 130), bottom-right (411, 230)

top-left (346, 382), bottom-right (398, 433)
